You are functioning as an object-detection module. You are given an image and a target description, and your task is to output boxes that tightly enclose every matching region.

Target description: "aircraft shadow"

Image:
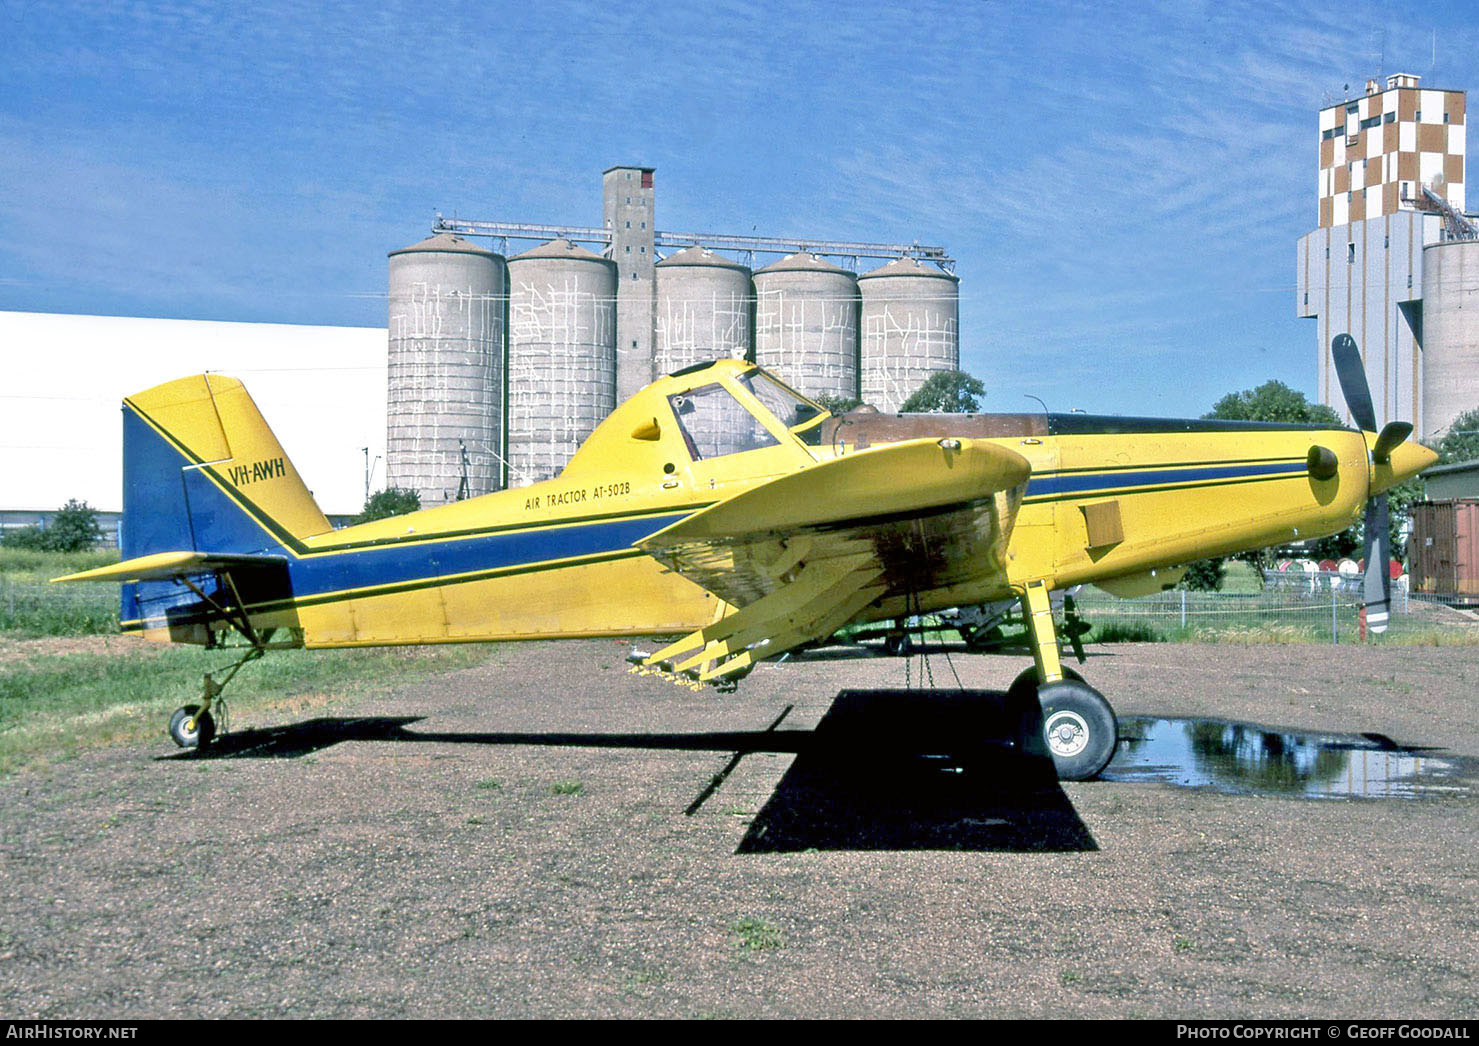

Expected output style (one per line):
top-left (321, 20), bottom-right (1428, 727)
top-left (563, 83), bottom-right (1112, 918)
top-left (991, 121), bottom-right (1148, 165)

top-left (735, 689), bottom-right (1097, 854)
top-left (160, 689), bottom-right (1097, 853)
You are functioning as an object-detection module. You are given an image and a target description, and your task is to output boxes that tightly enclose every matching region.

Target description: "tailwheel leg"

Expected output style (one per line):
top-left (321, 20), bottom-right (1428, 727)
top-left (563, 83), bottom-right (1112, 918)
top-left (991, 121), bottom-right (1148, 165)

top-left (1008, 581), bottom-right (1118, 781)
top-left (167, 647), bottom-right (262, 750)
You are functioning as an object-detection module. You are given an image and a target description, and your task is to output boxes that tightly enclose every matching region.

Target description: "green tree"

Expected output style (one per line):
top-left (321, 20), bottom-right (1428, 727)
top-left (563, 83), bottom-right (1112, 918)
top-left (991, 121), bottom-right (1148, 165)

top-left (1205, 380), bottom-right (1342, 425)
top-left (0, 500), bottom-right (103, 552)
top-left (814, 393), bottom-right (863, 415)
top-left (1179, 558), bottom-right (1226, 592)
top-left (900, 370), bottom-right (986, 413)
top-left (1433, 406), bottom-right (1479, 464)
top-left (48, 499), bottom-right (103, 551)
top-left (351, 488), bottom-right (420, 525)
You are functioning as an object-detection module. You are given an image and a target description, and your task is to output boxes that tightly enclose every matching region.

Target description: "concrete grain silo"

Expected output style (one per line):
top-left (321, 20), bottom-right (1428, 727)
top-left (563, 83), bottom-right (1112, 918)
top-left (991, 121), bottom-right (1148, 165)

top-left (505, 238), bottom-right (618, 484)
top-left (752, 251), bottom-right (859, 402)
top-left (859, 256), bottom-right (959, 413)
top-left (1421, 239), bottom-right (1479, 440)
top-left (386, 233), bottom-right (505, 507)
top-left (654, 246), bottom-right (752, 374)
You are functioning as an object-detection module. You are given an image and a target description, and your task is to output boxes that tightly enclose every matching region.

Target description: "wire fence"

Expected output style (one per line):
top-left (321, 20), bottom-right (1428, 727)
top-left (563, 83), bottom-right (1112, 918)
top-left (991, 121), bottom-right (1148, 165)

top-left (0, 578), bottom-right (119, 635)
top-left (1069, 571), bottom-right (1466, 645)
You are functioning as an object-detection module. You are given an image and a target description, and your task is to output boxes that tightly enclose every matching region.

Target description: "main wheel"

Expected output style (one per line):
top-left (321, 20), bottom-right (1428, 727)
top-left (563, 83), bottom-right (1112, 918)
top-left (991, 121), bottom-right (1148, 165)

top-left (1004, 664), bottom-right (1083, 709)
top-left (1005, 670), bottom-right (1117, 781)
top-left (168, 705), bottom-right (215, 749)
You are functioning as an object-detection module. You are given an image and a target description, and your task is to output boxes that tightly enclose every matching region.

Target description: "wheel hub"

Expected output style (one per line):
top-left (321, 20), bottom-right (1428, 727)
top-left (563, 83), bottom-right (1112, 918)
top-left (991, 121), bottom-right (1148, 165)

top-left (1043, 709), bottom-right (1090, 758)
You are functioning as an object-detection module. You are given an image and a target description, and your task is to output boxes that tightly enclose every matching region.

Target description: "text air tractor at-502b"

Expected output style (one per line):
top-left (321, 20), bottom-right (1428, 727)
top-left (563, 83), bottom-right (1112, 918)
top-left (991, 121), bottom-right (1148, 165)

top-left (57, 337), bottom-right (1435, 780)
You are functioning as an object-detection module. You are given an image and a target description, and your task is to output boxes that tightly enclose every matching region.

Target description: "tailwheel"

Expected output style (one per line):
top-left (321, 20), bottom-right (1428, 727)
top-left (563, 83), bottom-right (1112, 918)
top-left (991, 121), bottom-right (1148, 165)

top-left (1006, 668), bottom-right (1118, 781)
top-left (168, 704), bottom-right (216, 749)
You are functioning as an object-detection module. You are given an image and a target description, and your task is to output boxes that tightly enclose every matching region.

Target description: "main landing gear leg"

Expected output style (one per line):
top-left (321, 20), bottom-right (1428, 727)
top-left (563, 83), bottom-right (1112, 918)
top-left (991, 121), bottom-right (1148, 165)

top-left (1008, 581), bottom-right (1118, 781)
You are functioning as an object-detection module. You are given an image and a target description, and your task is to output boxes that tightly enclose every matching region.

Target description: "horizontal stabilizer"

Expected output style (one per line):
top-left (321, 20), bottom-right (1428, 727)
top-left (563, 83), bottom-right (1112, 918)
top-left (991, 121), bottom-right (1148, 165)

top-left (52, 551), bottom-right (288, 584)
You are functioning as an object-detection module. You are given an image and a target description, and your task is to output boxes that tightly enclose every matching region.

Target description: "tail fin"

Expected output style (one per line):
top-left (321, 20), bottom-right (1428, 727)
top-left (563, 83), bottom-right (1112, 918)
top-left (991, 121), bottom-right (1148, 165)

top-left (122, 374), bottom-right (332, 558)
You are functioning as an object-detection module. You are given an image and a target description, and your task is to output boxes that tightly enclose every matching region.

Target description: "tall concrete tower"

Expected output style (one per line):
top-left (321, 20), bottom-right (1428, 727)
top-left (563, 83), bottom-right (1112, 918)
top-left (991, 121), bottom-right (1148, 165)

top-left (603, 165), bottom-right (657, 401)
top-left (1297, 74), bottom-right (1466, 433)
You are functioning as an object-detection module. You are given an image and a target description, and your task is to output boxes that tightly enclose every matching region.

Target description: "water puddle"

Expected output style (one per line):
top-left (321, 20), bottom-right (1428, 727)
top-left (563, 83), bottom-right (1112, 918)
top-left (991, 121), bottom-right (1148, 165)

top-left (1104, 717), bottom-right (1476, 799)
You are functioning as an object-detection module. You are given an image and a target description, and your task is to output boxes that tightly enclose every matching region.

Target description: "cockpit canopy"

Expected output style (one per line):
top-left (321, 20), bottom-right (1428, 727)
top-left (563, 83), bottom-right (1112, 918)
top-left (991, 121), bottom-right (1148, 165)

top-left (666, 366), bottom-right (827, 460)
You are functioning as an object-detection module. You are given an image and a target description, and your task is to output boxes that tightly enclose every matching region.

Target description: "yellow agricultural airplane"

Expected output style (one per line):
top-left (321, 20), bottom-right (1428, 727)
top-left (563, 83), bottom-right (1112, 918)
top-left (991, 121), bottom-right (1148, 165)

top-left (56, 335), bottom-right (1434, 780)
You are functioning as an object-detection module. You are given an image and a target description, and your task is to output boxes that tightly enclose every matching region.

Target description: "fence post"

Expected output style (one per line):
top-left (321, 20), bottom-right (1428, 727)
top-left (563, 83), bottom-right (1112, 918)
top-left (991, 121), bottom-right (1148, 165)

top-left (1331, 584), bottom-right (1339, 645)
top-left (1180, 590), bottom-right (1187, 630)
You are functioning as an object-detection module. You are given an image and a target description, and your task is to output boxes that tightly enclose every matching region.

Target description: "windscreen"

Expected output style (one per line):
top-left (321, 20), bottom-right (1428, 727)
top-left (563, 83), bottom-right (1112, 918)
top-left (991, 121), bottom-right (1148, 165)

top-left (668, 383), bottom-right (779, 460)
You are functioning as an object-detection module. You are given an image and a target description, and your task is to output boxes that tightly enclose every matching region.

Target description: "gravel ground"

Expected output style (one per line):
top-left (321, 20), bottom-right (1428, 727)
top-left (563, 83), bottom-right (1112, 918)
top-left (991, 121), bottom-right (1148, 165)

top-left (0, 639), bottom-right (1475, 1019)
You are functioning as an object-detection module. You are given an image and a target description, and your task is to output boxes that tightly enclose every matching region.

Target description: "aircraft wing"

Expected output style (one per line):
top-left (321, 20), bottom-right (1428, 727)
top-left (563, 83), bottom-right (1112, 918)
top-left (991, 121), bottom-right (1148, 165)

top-left (637, 438), bottom-right (1031, 681)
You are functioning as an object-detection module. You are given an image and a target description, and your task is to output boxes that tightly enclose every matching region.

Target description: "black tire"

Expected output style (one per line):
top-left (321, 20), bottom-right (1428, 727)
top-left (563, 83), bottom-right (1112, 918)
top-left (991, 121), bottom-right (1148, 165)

top-left (1004, 664), bottom-right (1083, 709)
top-left (168, 705), bottom-right (215, 749)
top-left (1030, 680), bottom-right (1118, 781)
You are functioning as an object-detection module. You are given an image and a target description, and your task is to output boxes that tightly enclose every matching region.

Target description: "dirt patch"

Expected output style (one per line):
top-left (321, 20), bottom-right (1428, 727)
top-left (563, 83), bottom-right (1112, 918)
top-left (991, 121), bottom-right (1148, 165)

top-left (0, 633), bottom-right (160, 665)
top-left (0, 639), bottom-right (1474, 1018)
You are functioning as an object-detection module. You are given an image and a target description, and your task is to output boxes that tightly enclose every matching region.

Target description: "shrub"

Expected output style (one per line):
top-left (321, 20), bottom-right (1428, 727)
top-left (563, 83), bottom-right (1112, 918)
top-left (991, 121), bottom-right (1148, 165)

top-left (1, 500), bottom-right (103, 553)
top-left (351, 488), bottom-right (420, 525)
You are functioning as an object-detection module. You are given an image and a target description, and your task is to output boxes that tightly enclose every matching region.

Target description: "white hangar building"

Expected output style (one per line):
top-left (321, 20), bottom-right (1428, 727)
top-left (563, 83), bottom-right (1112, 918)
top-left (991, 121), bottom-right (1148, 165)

top-left (0, 311), bottom-right (388, 543)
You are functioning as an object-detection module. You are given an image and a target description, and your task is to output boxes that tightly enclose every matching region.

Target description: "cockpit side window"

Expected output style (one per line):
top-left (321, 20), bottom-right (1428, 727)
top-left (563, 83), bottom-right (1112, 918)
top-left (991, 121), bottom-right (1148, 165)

top-left (667, 383), bottom-right (780, 460)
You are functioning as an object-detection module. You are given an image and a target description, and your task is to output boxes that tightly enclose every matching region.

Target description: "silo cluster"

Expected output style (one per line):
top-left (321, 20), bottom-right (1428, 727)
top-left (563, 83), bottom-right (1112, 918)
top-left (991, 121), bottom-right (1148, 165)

top-left (859, 256), bottom-right (960, 413)
top-left (387, 225), bottom-right (961, 499)
top-left (506, 239), bottom-right (617, 484)
top-left (1421, 240), bottom-right (1479, 440)
top-left (655, 247), bottom-right (752, 374)
top-left (753, 252), bottom-right (860, 403)
top-left (386, 233), bottom-right (505, 508)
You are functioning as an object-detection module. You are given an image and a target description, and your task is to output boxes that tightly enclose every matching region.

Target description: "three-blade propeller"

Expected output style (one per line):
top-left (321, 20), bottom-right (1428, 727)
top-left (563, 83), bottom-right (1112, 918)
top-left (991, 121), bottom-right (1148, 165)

top-left (1330, 334), bottom-right (1410, 634)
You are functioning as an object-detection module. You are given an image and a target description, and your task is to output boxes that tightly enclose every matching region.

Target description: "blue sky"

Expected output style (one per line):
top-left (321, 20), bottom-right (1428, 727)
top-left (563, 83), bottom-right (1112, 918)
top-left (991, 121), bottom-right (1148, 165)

top-left (3, 0), bottom-right (1478, 417)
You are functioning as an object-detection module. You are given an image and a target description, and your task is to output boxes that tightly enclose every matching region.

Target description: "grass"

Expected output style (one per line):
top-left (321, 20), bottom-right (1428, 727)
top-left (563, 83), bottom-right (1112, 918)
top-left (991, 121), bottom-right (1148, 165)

top-left (732, 915), bottom-right (782, 951)
top-left (0, 641), bottom-right (489, 776)
top-left (0, 548), bottom-right (122, 636)
top-left (0, 548), bottom-right (120, 577)
top-left (0, 547), bottom-right (500, 774)
top-left (551, 780), bottom-right (584, 796)
top-left (1090, 621), bottom-right (1166, 643)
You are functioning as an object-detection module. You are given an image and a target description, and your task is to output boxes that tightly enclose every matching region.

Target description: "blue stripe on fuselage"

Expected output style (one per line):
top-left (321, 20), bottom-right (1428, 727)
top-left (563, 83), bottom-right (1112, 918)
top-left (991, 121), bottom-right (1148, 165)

top-left (287, 511), bottom-right (690, 599)
top-left (1025, 460), bottom-right (1306, 499)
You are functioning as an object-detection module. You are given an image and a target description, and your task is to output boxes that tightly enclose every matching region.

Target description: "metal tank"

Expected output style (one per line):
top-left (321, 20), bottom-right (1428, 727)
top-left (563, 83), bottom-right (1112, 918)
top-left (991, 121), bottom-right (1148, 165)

top-left (505, 238), bottom-right (618, 484)
top-left (386, 232), bottom-right (505, 507)
top-left (654, 246), bottom-right (752, 374)
top-left (1421, 239), bottom-right (1479, 441)
top-left (858, 256), bottom-right (960, 413)
top-left (752, 251), bottom-right (859, 402)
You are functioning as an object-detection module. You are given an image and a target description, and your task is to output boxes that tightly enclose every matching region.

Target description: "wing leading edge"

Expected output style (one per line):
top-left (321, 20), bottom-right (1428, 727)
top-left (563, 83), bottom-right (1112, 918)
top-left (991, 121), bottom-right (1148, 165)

top-left (638, 438), bottom-right (1032, 680)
